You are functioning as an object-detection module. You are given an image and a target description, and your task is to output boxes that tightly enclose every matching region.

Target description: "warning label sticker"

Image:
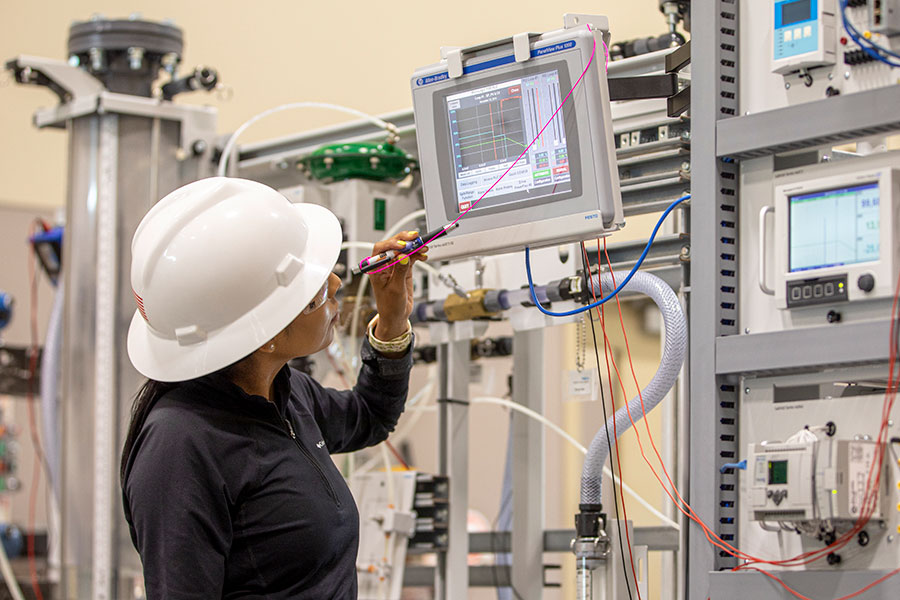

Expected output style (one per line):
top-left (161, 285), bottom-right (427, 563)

top-left (847, 442), bottom-right (876, 517)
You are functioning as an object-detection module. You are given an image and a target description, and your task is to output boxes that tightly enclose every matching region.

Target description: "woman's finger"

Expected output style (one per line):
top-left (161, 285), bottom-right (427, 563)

top-left (370, 231), bottom-right (419, 257)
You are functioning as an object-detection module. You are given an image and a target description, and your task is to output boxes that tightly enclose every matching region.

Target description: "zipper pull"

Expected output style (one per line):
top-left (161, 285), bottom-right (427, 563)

top-left (284, 418), bottom-right (297, 439)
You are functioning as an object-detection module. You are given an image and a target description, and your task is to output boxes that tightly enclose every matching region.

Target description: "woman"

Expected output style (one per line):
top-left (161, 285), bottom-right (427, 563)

top-left (120, 177), bottom-right (426, 599)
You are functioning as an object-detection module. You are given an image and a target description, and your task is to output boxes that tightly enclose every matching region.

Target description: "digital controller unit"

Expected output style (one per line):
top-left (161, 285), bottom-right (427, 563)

top-left (770, 160), bottom-right (899, 310)
top-left (411, 16), bottom-right (623, 262)
top-left (771, 0), bottom-right (836, 75)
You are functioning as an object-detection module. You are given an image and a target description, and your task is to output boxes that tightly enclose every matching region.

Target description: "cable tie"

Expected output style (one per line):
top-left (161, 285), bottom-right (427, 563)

top-left (436, 397), bottom-right (470, 406)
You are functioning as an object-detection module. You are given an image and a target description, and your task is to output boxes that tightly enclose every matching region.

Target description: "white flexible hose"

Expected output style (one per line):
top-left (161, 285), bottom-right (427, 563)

top-left (470, 396), bottom-right (679, 530)
top-left (581, 271), bottom-right (687, 507)
top-left (471, 397), bottom-right (585, 456)
top-left (40, 281), bottom-right (63, 498)
top-left (0, 535), bottom-right (25, 600)
top-left (385, 209), bottom-right (426, 239)
top-left (350, 378), bottom-right (679, 528)
top-left (40, 281), bottom-right (64, 581)
top-left (217, 102), bottom-right (393, 177)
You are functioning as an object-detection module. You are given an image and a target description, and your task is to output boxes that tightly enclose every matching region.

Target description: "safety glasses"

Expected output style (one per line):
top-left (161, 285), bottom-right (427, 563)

top-left (302, 279), bottom-right (330, 314)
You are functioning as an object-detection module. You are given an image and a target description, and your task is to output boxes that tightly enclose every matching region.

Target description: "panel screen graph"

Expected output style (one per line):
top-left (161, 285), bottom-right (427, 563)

top-left (455, 94), bottom-right (526, 169)
top-left (789, 182), bottom-right (880, 273)
top-left (446, 69), bottom-right (572, 213)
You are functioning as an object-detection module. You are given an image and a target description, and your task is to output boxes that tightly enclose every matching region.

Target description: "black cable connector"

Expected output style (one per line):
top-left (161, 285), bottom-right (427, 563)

top-left (575, 504), bottom-right (606, 539)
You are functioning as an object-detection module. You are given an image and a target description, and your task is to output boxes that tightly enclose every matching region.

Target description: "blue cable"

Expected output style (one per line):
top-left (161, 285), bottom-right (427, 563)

top-left (844, 0), bottom-right (900, 59)
top-left (840, 0), bottom-right (900, 67)
top-left (720, 459), bottom-right (747, 474)
top-left (525, 194), bottom-right (690, 317)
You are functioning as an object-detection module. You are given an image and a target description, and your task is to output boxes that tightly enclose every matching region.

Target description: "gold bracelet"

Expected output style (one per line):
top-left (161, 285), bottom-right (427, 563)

top-left (367, 315), bottom-right (412, 354)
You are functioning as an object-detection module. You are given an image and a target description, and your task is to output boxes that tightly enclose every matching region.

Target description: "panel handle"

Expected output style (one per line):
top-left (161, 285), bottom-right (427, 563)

top-left (758, 205), bottom-right (775, 296)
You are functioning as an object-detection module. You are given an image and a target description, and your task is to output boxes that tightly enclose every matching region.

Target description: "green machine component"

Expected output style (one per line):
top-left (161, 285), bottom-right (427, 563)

top-left (298, 142), bottom-right (417, 183)
top-left (373, 198), bottom-right (386, 231)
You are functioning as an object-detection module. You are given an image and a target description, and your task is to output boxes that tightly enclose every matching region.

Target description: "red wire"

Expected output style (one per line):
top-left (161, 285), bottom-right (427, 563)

top-left (599, 237), bottom-right (900, 596)
top-left (742, 566), bottom-right (900, 600)
top-left (596, 238), bottom-right (789, 563)
top-left (370, 26), bottom-right (604, 275)
top-left (384, 440), bottom-right (411, 471)
top-left (581, 243), bottom-right (642, 598)
top-left (737, 268), bottom-right (900, 570)
top-left (26, 223), bottom-right (46, 600)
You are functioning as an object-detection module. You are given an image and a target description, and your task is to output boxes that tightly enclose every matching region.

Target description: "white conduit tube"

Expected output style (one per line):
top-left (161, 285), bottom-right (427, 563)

top-left (40, 280), bottom-right (64, 499)
top-left (580, 271), bottom-right (687, 507)
top-left (40, 281), bottom-right (64, 583)
top-left (385, 209), bottom-right (426, 239)
top-left (217, 102), bottom-right (393, 177)
top-left (0, 536), bottom-right (25, 600)
top-left (471, 396), bottom-right (679, 530)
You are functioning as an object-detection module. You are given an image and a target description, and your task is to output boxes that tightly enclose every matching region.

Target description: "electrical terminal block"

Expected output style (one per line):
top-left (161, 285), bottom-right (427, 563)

top-left (408, 473), bottom-right (449, 552)
top-left (844, 48), bottom-right (880, 64)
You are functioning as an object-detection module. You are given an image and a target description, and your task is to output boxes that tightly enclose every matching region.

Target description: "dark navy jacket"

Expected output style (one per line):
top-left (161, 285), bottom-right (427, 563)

top-left (122, 338), bottom-right (412, 599)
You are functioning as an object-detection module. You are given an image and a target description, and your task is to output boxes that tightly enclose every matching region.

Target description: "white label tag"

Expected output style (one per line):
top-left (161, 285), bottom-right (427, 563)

top-left (567, 369), bottom-right (598, 402)
top-left (847, 442), bottom-right (876, 517)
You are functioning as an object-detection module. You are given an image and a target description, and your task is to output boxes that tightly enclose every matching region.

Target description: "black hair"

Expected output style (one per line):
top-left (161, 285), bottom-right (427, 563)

top-left (120, 358), bottom-right (248, 485)
top-left (120, 379), bottom-right (181, 484)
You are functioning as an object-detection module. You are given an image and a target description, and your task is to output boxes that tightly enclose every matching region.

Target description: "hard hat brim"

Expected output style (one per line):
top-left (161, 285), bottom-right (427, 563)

top-left (127, 202), bottom-right (342, 382)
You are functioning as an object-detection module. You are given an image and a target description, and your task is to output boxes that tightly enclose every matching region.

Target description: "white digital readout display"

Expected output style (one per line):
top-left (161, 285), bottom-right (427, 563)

top-left (789, 182), bottom-right (880, 272)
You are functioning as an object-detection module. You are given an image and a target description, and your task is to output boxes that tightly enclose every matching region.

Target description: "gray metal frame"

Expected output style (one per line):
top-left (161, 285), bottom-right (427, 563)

top-left (228, 47), bottom-right (690, 599)
top-left (689, 0), bottom-right (741, 594)
top-left (436, 338), bottom-right (471, 599)
top-left (511, 329), bottom-right (545, 596)
top-left (689, 1), bottom-right (900, 597)
top-left (717, 85), bottom-right (900, 159)
top-left (15, 60), bottom-right (222, 600)
top-left (716, 319), bottom-right (897, 375)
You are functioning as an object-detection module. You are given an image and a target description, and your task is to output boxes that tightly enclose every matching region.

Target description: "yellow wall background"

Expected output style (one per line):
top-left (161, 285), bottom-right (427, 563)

top-left (1, 0), bottom-right (665, 208)
top-left (1, 2), bottom-right (681, 598)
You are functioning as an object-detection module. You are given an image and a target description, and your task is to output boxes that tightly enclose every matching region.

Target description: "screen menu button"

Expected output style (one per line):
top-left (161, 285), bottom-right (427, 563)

top-left (786, 274), bottom-right (848, 308)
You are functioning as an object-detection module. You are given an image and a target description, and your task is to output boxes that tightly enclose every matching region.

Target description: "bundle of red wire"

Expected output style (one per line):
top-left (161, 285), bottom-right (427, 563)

top-left (581, 236), bottom-right (900, 599)
top-left (404, 22), bottom-right (900, 596)
top-left (15, 20), bottom-right (899, 600)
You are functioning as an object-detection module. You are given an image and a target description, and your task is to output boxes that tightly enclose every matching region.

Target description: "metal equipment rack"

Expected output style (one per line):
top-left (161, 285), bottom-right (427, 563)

top-left (234, 45), bottom-right (691, 600)
top-left (689, 2), bottom-right (900, 598)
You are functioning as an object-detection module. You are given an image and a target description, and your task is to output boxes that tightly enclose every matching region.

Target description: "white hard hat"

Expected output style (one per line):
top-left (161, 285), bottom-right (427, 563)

top-left (127, 177), bottom-right (342, 382)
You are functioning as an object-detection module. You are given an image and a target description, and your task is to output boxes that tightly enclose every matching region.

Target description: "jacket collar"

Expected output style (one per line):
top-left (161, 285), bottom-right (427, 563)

top-left (189, 365), bottom-right (293, 419)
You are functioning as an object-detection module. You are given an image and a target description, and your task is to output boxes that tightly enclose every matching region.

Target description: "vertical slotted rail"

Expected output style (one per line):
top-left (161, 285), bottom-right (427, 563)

top-left (91, 114), bottom-right (118, 600)
top-left (511, 329), bottom-right (545, 597)
top-left (436, 337), bottom-right (470, 600)
top-left (689, 0), bottom-right (741, 596)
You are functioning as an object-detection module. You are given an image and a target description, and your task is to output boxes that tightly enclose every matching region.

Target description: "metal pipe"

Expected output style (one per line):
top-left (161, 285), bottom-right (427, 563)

top-left (576, 558), bottom-right (593, 600)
